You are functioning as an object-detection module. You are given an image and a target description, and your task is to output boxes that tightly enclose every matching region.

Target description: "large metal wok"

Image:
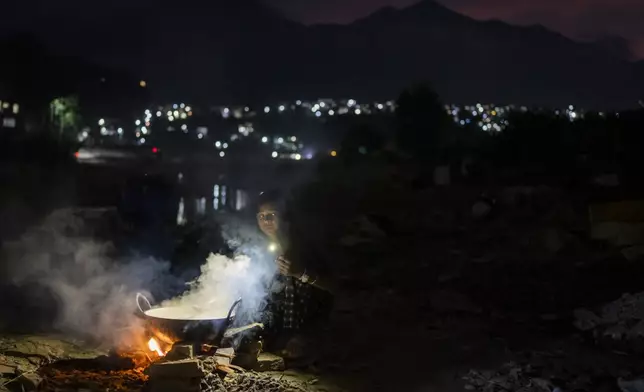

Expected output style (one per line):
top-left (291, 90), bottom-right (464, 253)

top-left (136, 293), bottom-right (242, 345)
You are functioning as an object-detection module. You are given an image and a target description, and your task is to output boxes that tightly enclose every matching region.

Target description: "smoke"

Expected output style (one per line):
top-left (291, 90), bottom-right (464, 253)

top-left (0, 207), bottom-right (278, 349)
top-left (0, 208), bottom-right (176, 347)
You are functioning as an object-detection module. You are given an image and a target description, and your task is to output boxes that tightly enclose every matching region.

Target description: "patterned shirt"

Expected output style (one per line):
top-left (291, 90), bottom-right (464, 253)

top-left (279, 275), bottom-right (311, 330)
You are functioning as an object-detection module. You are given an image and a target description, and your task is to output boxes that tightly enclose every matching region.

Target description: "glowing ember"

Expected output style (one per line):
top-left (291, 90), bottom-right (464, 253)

top-left (148, 338), bottom-right (165, 357)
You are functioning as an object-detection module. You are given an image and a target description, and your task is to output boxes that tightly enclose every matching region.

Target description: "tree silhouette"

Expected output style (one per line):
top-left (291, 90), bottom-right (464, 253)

top-left (395, 83), bottom-right (450, 164)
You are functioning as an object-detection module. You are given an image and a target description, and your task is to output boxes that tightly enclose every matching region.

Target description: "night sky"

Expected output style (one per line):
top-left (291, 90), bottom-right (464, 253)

top-left (270, 0), bottom-right (644, 58)
top-left (3, 0), bottom-right (644, 59)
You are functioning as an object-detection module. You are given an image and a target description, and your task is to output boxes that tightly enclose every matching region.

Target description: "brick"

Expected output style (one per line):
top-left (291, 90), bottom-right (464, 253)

top-left (0, 364), bottom-right (15, 377)
top-left (148, 359), bottom-right (204, 379)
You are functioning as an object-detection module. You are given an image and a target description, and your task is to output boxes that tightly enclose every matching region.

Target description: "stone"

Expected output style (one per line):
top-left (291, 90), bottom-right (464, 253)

top-left (254, 353), bottom-right (285, 372)
top-left (471, 201), bottom-right (492, 219)
top-left (148, 359), bottom-right (204, 379)
top-left (591, 222), bottom-right (644, 246)
top-left (231, 352), bottom-right (258, 369)
top-left (622, 245), bottom-right (644, 262)
top-left (165, 344), bottom-right (193, 361)
top-left (434, 165), bottom-right (451, 186)
top-left (18, 373), bottom-right (43, 391)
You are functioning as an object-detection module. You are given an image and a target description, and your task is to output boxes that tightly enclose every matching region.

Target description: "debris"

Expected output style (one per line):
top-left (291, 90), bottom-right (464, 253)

top-left (463, 363), bottom-right (557, 392)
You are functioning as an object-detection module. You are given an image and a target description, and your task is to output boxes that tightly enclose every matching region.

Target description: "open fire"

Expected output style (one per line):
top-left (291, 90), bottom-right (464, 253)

top-left (148, 337), bottom-right (166, 357)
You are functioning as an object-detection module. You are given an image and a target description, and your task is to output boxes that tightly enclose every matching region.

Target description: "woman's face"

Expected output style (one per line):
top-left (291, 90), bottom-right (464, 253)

top-left (257, 203), bottom-right (280, 238)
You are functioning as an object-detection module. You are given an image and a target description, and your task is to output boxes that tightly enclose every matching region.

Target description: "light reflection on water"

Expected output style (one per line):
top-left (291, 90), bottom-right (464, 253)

top-left (176, 176), bottom-right (249, 226)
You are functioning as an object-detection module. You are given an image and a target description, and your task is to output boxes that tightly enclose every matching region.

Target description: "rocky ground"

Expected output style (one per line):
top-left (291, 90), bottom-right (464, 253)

top-left (0, 335), bottom-right (345, 392)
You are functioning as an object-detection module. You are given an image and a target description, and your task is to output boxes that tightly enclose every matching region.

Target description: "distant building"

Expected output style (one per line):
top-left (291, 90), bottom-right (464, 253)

top-left (0, 99), bottom-right (20, 131)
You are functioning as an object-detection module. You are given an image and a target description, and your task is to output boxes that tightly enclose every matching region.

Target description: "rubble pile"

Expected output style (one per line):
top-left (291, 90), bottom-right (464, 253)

top-left (574, 292), bottom-right (644, 353)
top-left (463, 363), bottom-right (554, 392)
top-left (149, 356), bottom-right (310, 392)
top-left (462, 361), bottom-right (598, 392)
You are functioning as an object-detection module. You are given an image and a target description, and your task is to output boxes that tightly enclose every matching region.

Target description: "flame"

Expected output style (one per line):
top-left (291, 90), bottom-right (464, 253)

top-left (148, 338), bottom-right (165, 357)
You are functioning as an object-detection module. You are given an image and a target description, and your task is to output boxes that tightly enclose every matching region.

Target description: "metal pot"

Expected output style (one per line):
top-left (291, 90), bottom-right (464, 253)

top-left (136, 293), bottom-right (242, 345)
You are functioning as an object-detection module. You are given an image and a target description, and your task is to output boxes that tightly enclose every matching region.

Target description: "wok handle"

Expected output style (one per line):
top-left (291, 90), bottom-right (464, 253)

top-left (226, 298), bottom-right (242, 324)
top-left (136, 292), bottom-right (153, 315)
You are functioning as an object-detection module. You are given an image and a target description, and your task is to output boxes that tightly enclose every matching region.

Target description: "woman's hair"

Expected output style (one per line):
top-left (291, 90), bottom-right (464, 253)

top-left (257, 189), bottom-right (285, 212)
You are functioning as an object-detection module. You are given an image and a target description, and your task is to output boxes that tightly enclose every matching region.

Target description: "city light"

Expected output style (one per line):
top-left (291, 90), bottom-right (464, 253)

top-left (173, 104), bottom-right (178, 109)
top-left (277, 137), bottom-right (284, 144)
top-left (141, 126), bottom-right (148, 134)
top-left (315, 111), bottom-right (321, 117)
top-left (264, 106), bottom-right (270, 113)
top-left (296, 100), bottom-right (302, 106)
top-left (173, 110), bottom-right (179, 117)
top-left (220, 151), bottom-right (225, 157)
top-left (279, 105), bottom-right (285, 112)
top-left (377, 103), bottom-right (384, 110)
top-left (330, 150), bottom-right (337, 157)
top-left (145, 109), bottom-right (151, 115)
top-left (295, 154), bottom-right (302, 160)
top-left (354, 109), bottom-right (361, 115)
top-left (186, 106), bottom-right (192, 112)
top-left (180, 113), bottom-right (187, 119)
top-left (348, 99), bottom-right (356, 107)
top-left (290, 136), bottom-right (297, 142)
top-left (223, 143), bottom-right (228, 149)
top-left (180, 103), bottom-right (185, 108)
top-left (168, 116), bottom-right (174, 122)
top-left (135, 120), bottom-right (141, 126)
top-left (140, 138), bottom-right (146, 144)
top-left (262, 136), bottom-right (268, 143)
top-left (98, 118), bottom-right (105, 126)
top-left (117, 128), bottom-right (123, 134)
top-left (197, 133), bottom-right (204, 139)
top-left (139, 80), bottom-right (147, 88)
top-left (329, 110), bottom-right (335, 116)
top-left (320, 102), bottom-right (326, 108)
top-left (272, 151), bottom-right (278, 158)
top-left (156, 111), bottom-right (162, 117)
top-left (181, 124), bottom-right (187, 131)
top-left (215, 141), bottom-right (222, 148)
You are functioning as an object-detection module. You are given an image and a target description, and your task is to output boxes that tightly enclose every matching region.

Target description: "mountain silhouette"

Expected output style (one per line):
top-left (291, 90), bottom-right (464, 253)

top-left (4, 0), bottom-right (642, 108)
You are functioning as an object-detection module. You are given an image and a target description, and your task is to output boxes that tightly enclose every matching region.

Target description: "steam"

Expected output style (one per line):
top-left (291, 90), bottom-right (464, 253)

top-left (163, 213), bottom-right (279, 329)
top-left (0, 207), bottom-right (278, 349)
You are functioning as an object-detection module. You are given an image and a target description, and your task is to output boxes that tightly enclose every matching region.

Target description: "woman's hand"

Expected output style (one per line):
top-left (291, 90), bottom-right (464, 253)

top-left (276, 256), bottom-right (304, 278)
top-left (276, 256), bottom-right (292, 276)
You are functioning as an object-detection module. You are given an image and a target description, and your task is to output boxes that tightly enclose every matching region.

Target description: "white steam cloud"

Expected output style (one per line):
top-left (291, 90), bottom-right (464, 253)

top-left (0, 207), bottom-right (278, 349)
top-left (161, 213), bottom-right (278, 328)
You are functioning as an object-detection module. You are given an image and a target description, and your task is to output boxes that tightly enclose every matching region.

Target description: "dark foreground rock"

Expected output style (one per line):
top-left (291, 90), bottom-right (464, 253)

top-left (0, 335), bottom-right (105, 391)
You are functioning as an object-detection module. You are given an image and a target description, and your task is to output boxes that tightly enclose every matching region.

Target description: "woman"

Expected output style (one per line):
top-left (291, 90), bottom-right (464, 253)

top-left (256, 191), bottom-right (333, 356)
